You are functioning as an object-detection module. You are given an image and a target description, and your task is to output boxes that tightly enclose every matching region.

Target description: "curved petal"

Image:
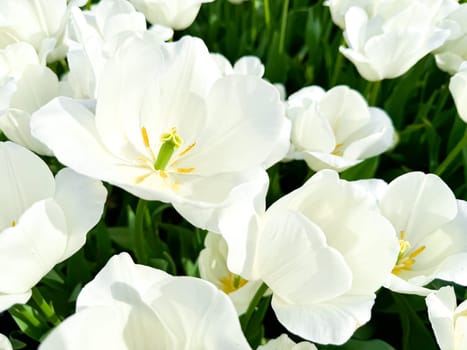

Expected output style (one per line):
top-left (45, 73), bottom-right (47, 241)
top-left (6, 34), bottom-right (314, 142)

top-left (272, 293), bottom-right (375, 345)
top-left (0, 334), bottom-right (12, 350)
top-left (258, 209), bottom-right (352, 304)
top-left (0, 290), bottom-right (31, 312)
top-left (450, 69), bottom-right (467, 123)
top-left (53, 168), bottom-right (107, 262)
top-left (77, 252), bottom-right (169, 311)
top-left (426, 286), bottom-right (456, 350)
top-left (180, 75), bottom-right (286, 174)
top-left (383, 274), bottom-right (433, 296)
top-left (380, 172), bottom-right (458, 246)
top-left (0, 199), bottom-right (67, 294)
top-left (0, 141), bottom-right (54, 230)
top-left (147, 276), bottom-right (250, 349)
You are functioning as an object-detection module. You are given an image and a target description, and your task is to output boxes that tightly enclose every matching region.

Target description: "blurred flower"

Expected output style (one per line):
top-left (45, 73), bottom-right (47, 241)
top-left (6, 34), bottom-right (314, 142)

top-left (0, 334), bottom-right (11, 350)
top-left (39, 252), bottom-right (251, 350)
top-left (339, 0), bottom-right (456, 81)
top-left (435, 4), bottom-right (467, 74)
top-left (286, 85), bottom-right (395, 172)
top-left (0, 42), bottom-right (61, 155)
top-left (0, 0), bottom-right (81, 62)
top-left (0, 141), bottom-right (106, 312)
top-left (222, 170), bottom-right (399, 345)
top-left (64, 0), bottom-right (172, 99)
top-left (426, 286), bottom-right (467, 350)
top-left (31, 35), bottom-right (289, 234)
top-left (126, 0), bottom-right (213, 30)
top-left (449, 62), bottom-right (467, 123)
top-left (198, 232), bottom-right (264, 315)
top-left (368, 172), bottom-right (467, 296)
top-left (258, 334), bottom-right (317, 350)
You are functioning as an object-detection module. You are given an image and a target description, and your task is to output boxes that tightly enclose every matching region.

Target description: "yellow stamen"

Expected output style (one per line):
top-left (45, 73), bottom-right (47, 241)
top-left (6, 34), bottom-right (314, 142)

top-left (392, 230), bottom-right (426, 275)
top-left (11, 220), bottom-right (16, 227)
top-left (177, 167), bottom-right (195, 174)
top-left (135, 172), bottom-right (152, 184)
top-left (179, 142), bottom-right (196, 157)
top-left (332, 143), bottom-right (343, 156)
top-left (141, 127), bottom-right (150, 148)
top-left (159, 171), bottom-right (168, 179)
top-left (219, 272), bottom-right (248, 294)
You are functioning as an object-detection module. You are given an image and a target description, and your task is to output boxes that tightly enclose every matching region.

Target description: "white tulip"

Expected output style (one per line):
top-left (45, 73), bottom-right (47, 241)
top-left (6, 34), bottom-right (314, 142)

top-left (127, 0), bottom-right (213, 30)
top-left (222, 170), bottom-right (399, 345)
top-left (0, 334), bottom-right (12, 350)
top-left (31, 34), bottom-right (288, 234)
top-left (340, 0), bottom-right (456, 81)
top-left (39, 252), bottom-right (251, 350)
top-left (426, 286), bottom-right (467, 350)
top-left (0, 141), bottom-right (106, 312)
top-left (371, 172), bottom-right (467, 296)
top-left (286, 85), bottom-right (395, 172)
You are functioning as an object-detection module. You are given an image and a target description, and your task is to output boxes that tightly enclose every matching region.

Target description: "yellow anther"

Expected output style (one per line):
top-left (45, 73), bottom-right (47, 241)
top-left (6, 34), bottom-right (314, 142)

top-left (11, 220), bottom-right (16, 227)
top-left (141, 127), bottom-right (150, 148)
top-left (159, 171), bottom-right (168, 179)
top-left (392, 231), bottom-right (426, 275)
top-left (177, 167), bottom-right (195, 174)
top-left (179, 142), bottom-right (196, 157)
top-left (135, 172), bottom-right (152, 184)
top-left (332, 143), bottom-right (343, 156)
top-left (219, 272), bottom-right (248, 294)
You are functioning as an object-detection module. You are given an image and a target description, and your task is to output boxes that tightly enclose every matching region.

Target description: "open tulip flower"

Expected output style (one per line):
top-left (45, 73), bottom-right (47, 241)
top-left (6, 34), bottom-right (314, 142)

top-left (31, 34), bottom-right (289, 233)
top-left (426, 286), bottom-right (467, 350)
top-left (0, 141), bottom-right (106, 312)
top-left (286, 85), bottom-right (395, 172)
top-left (360, 172), bottom-right (467, 295)
top-left (338, 0), bottom-right (457, 81)
top-left (39, 252), bottom-right (251, 350)
top-left (222, 169), bottom-right (399, 345)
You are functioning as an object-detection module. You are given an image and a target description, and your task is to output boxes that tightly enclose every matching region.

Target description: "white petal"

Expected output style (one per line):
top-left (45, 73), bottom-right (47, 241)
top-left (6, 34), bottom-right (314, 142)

top-left (383, 274), bottom-right (433, 296)
top-left (0, 142), bottom-right (54, 229)
top-left (426, 286), bottom-right (456, 350)
top-left (0, 334), bottom-right (12, 350)
top-left (0, 290), bottom-right (31, 312)
top-left (258, 209), bottom-right (352, 304)
top-left (0, 199), bottom-right (67, 294)
top-left (233, 56), bottom-right (265, 77)
top-left (380, 172), bottom-right (458, 245)
top-left (450, 69), bottom-right (467, 123)
top-left (258, 334), bottom-right (317, 350)
top-left (272, 294), bottom-right (375, 345)
top-left (147, 276), bottom-right (250, 349)
top-left (53, 168), bottom-right (107, 262)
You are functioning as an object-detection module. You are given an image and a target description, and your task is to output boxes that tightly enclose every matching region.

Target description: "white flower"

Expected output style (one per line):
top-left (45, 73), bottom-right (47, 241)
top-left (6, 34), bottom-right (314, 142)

top-left (426, 286), bottom-right (467, 350)
top-left (126, 0), bottom-right (213, 30)
top-left (222, 170), bottom-right (399, 345)
top-left (0, 334), bottom-right (12, 350)
top-left (286, 85), bottom-right (395, 172)
top-left (198, 232), bottom-right (264, 315)
top-left (39, 252), bottom-right (251, 350)
top-left (435, 4), bottom-right (467, 74)
top-left (0, 141), bottom-right (107, 312)
top-left (0, 42), bottom-right (61, 155)
top-left (258, 334), bottom-right (317, 350)
top-left (449, 62), bottom-right (467, 123)
top-left (372, 172), bottom-right (467, 296)
top-left (339, 0), bottom-right (456, 81)
top-left (64, 0), bottom-right (172, 99)
top-left (324, 0), bottom-right (375, 29)
top-left (31, 35), bottom-right (289, 233)
top-left (0, 0), bottom-right (78, 62)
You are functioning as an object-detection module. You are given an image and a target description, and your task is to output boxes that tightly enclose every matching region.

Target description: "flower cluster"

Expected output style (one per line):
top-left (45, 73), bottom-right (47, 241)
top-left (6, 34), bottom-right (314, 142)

top-left (1, 0), bottom-right (467, 349)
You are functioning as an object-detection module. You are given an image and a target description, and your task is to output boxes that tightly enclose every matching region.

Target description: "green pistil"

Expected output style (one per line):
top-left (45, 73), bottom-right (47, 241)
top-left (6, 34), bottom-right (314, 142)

top-left (154, 128), bottom-right (182, 171)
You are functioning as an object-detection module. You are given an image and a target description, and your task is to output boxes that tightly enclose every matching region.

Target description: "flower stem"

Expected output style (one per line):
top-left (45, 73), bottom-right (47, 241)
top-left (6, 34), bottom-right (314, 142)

top-left (278, 0), bottom-right (289, 54)
top-left (241, 282), bottom-right (268, 332)
top-left (435, 128), bottom-right (467, 176)
top-left (264, 0), bottom-right (271, 31)
top-left (134, 199), bottom-right (149, 265)
top-left (31, 287), bottom-right (60, 326)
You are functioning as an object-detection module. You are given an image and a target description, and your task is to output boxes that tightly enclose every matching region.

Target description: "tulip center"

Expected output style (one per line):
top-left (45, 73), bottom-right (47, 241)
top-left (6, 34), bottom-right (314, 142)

top-left (392, 231), bottom-right (426, 275)
top-left (220, 272), bottom-right (248, 294)
top-left (135, 127), bottom-right (196, 184)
